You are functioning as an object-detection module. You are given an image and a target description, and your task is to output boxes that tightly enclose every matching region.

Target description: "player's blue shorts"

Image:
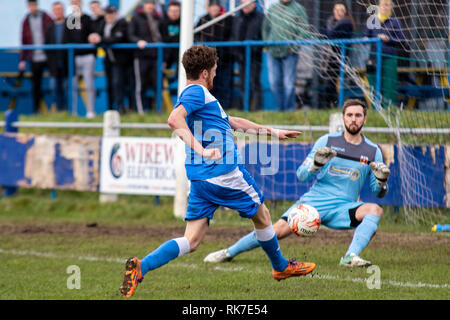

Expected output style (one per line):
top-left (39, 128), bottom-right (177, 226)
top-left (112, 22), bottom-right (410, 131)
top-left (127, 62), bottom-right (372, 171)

top-left (185, 165), bottom-right (265, 221)
top-left (281, 200), bottom-right (364, 230)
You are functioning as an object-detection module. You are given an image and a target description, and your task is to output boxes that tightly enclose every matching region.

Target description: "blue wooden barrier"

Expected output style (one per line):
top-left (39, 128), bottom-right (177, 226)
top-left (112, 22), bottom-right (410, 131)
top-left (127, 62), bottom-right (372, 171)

top-left (2, 109), bottom-right (18, 197)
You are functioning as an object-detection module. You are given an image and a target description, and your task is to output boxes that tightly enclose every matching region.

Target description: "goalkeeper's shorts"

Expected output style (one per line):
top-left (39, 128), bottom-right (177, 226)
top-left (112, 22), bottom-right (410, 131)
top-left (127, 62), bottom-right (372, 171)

top-left (281, 200), bottom-right (364, 230)
top-left (185, 165), bottom-right (265, 222)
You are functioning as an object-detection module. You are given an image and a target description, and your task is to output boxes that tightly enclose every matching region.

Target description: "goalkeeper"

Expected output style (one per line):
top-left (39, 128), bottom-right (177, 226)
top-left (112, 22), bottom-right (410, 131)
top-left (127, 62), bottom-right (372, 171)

top-left (204, 99), bottom-right (390, 267)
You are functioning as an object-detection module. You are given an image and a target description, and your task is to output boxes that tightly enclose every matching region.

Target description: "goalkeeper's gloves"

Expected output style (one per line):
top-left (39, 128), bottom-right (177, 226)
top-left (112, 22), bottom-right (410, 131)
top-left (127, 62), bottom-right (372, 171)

top-left (369, 162), bottom-right (390, 188)
top-left (309, 147), bottom-right (337, 172)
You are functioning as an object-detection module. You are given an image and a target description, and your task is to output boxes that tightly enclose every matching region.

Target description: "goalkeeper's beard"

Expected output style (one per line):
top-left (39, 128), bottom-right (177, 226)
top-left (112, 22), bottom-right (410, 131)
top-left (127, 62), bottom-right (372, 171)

top-left (345, 122), bottom-right (364, 135)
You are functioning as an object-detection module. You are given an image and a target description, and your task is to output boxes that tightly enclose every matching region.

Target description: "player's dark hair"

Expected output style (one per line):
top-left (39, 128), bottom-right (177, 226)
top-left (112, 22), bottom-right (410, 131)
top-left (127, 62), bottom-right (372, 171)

top-left (167, 0), bottom-right (180, 8)
top-left (342, 99), bottom-right (367, 116)
top-left (182, 45), bottom-right (218, 80)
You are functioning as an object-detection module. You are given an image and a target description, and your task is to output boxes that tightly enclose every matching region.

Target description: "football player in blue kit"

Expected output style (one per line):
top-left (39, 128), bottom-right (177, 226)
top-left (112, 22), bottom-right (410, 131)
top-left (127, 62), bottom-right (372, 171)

top-left (204, 98), bottom-right (391, 268)
top-left (120, 45), bottom-right (316, 298)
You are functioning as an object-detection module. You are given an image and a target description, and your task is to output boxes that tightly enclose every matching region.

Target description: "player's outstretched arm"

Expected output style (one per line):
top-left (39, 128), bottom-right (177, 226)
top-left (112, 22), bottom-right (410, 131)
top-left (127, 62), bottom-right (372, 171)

top-left (228, 116), bottom-right (301, 140)
top-left (168, 105), bottom-right (221, 160)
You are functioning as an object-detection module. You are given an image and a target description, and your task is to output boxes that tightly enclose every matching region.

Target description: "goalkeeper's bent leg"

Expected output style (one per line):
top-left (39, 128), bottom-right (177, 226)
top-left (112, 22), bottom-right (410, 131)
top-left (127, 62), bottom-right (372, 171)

top-left (227, 231), bottom-right (260, 258)
top-left (345, 213), bottom-right (380, 257)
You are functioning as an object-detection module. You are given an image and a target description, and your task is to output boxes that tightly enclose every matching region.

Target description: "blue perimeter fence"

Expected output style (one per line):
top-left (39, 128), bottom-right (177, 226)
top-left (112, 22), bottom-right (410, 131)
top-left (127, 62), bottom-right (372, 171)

top-left (0, 37), bottom-right (386, 113)
top-left (1, 38), bottom-right (449, 206)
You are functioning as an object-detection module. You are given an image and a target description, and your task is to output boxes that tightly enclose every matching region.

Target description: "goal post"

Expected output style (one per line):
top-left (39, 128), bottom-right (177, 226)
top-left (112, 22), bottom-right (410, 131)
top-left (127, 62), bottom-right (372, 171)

top-left (173, 0), bottom-right (257, 219)
top-left (173, 0), bottom-right (195, 219)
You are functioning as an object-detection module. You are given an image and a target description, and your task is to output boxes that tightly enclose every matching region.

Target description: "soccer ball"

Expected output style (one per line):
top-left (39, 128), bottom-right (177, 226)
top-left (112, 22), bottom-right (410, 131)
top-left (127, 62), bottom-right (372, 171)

top-left (287, 204), bottom-right (321, 237)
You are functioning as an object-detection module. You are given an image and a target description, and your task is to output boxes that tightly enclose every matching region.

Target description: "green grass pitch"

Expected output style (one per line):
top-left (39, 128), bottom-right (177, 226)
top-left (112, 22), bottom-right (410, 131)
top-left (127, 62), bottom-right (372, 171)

top-left (0, 189), bottom-right (448, 300)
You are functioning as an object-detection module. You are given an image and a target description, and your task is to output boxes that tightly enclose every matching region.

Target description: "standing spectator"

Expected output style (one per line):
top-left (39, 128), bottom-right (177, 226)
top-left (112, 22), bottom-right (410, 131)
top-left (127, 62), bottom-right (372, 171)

top-left (19, 0), bottom-right (53, 114)
top-left (89, 0), bottom-right (104, 34)
top-left (195, 0), bottom-right (234, 110)
top-left (365, 0), bottom-right (405, 107)
top-left (128, 0), bottom-right (162, 114)
top-left (88, 1), bottom-right (104, 82)
top-left (262, 0), bottom-right (310, 111)
top-left (93, 4), bottom-right (131, 114)
top-left (231, 0), bottom-right (264, 111)
top-left (45, 1), bottom-right (68, 112)
top-left (64, 0), bottom-right (97, 118)
top-left (159, 0), bottom-right (181, 70)
top-left (321, 1), bottom-right (354, 109)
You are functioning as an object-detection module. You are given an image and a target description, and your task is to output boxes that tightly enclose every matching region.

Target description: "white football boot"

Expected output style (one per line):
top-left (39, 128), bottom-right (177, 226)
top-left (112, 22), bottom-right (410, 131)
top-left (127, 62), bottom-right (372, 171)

top-left (339, 253), bottom-right (372, 267)
top-left (203, 249), bottom-right (233, 263)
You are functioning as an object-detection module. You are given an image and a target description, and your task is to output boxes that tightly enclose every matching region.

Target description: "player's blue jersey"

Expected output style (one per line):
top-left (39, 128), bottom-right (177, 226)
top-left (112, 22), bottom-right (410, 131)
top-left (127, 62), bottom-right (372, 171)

top-left (297, 132), bottom-right (386, 211)
top-left (174, 84), bottom-right (240, 181)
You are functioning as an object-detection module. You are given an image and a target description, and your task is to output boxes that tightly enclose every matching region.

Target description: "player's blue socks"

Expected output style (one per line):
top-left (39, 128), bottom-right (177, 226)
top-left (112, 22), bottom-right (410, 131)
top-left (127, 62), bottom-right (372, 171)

top-left (345, 214), bottom-right (380, 257)
top-left (227, 231), bottom-right (260, 258)
top-left (227, 227), bottom-right (288, 272)
top-left (140, 237), bottom-right (190, 276)
top-left (254, 225), bottom-right (289, 272)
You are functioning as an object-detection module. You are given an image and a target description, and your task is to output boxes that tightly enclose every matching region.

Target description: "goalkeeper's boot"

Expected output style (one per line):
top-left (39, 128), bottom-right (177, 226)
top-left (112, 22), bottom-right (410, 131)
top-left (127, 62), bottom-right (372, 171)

top-left (272, 258), bottom-right (316, 281)
top-left (339, 253), bottom-right (372, 267)
top-left (120, 257), bottom-right (144, 297)
top-left (203, 249), bottom-right (233, 263)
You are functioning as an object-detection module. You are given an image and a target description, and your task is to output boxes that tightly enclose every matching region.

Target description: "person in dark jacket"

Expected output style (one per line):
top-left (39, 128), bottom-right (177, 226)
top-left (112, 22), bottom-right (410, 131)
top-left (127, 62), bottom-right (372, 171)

top-left (128, 0), bottom-right (162, 114)
top-left (45, 1), bottom-right (68, 111)
top-left (231, 0), bottom-right (264, 111)
top-left (364, 0), bottom-right (405, 108)
top-left (159, 0), bottom-right (180, 70)
top-left (19, 0), bottom-right (53, 114)
top-left (195, 0), bottom-right (234, 110)
top-left (92, 4), bottom-right (131, 114)
top-left (321, 1), bottom-right (354, 109)
top-left (64, 0), bottom-right (97, 118)
top-left (89, 0), bottom-right (104, 34)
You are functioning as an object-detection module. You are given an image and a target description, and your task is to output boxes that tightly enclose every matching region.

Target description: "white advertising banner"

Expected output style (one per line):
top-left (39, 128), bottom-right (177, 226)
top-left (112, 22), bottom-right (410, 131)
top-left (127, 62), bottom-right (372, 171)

top-left (100, 137), bottom-right (177, 196)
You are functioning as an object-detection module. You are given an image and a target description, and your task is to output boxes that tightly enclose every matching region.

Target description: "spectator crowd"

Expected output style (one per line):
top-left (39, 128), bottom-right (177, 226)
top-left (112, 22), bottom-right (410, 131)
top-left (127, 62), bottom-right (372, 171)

top-left (17, 0), bottom-right (404, 116)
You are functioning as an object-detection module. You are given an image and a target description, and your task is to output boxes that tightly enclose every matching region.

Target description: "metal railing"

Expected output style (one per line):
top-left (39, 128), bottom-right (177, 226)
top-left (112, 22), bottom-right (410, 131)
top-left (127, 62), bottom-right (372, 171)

top-left (0, 37), bottom-right (383, 113)
top-left (1, 120), bottom-right (448, 135)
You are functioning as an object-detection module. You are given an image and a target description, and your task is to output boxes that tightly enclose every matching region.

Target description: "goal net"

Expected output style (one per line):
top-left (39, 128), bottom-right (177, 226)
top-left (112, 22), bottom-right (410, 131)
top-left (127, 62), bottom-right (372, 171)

top-left (175, 0), bottom-right (449, 224)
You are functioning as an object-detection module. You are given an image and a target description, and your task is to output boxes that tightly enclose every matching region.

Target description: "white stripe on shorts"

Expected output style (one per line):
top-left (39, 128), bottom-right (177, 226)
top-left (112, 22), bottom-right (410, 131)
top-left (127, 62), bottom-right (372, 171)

top-left (205, 167), bottom-right (261, 204)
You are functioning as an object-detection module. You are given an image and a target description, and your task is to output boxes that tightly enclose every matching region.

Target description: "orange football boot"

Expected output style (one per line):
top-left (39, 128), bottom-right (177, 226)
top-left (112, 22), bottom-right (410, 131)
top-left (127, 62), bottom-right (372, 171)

top-left (272, 258), bottom-right (316, 281)
top-left (120, 257), bottom-right (143, 297)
